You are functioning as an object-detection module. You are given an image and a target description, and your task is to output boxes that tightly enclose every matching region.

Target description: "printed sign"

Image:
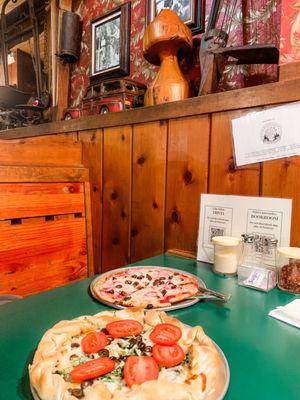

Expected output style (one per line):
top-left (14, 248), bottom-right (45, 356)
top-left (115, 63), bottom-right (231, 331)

top-left (197, 194), bottom-right (292, 265)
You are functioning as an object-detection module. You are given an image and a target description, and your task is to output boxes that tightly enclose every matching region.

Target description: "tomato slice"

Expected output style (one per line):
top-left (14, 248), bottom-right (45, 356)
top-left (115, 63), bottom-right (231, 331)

top-left (70, 357), bottom-right (115, 382)
top-left (124, 356), bottom-right (159, 387)
top-left (106, 319), bottom-right (143, 338)
top-left (81, 331), bottom-right (108, 354)
top-left (152, 344), bottom-right (185, 367)
top-left (149, 323), bottom-right (182, 345)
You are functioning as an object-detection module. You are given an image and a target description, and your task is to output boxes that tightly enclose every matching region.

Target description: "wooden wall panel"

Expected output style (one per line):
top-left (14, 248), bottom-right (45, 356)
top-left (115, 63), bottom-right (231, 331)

top-left (209, 110), bottom-right (261, 196)
top-left (0, 218), bottom-right (87, 296)
top-left (262, 157), bottom-right (300, 246)
top-left (165, 115), bottom-right (210, 255)
top-left (0, 183), bottom-right (84, 220)
top-left (0, 135), bottom-right (82, 166)
top-left (79, 130), bottom-right (103, 273)
top-left (102, 126), bottom-right (132, 272)
top-left (131, 121), bottom-right (167, 262)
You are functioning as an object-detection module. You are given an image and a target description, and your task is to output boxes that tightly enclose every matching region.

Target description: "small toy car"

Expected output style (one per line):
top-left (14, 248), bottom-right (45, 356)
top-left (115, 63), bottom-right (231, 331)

top-left (63, 78), bottom-right (146, 120)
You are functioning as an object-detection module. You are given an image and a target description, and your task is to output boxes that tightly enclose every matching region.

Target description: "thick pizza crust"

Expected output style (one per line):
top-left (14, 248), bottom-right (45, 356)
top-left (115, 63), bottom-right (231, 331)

top-left (29, 309), bottom-right (227, 400)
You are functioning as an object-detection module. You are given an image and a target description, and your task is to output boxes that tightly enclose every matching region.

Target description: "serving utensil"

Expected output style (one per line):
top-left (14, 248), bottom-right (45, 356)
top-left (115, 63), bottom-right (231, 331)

top-left (191, 286), bottom-right (231, 303)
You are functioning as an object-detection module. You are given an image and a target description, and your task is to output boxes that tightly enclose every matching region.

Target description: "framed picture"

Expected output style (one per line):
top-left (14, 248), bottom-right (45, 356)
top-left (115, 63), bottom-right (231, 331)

top-left (146, 0), bottom-right (205, 35)
top-left (90, 3), bottom-right (131, 81)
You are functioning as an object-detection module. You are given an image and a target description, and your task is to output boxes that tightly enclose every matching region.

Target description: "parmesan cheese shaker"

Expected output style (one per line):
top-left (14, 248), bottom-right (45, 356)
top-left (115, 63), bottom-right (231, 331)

top-left (212, 236), bottom-right (241, 276)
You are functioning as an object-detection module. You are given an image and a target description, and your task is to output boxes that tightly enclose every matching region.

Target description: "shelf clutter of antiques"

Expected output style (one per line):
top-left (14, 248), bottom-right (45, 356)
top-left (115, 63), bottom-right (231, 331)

top-left (212, 235), bottom-right (300, 294)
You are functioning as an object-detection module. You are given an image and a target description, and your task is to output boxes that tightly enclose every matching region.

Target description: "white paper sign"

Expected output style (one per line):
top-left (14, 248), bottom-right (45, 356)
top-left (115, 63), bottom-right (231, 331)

top-left (197, 194), bottom-right (292, 264)
top-left (231, 102), bottom-right (300, 166)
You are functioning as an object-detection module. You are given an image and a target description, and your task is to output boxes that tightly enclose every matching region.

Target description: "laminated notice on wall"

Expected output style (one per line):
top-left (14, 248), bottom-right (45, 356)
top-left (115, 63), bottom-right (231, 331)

top-left (197, 194), bottom-right (292, 265)
top-left (231, 102), bottom-right (300, 167)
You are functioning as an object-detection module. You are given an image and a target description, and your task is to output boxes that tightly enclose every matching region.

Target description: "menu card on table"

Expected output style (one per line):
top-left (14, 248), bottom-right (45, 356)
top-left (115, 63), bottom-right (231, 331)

top-left (197, 194), bottom-right (292, 265)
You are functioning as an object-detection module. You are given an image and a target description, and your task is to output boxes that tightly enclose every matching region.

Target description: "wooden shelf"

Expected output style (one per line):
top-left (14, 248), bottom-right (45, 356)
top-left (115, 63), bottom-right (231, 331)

top-left (1, 77), bottom-right (300, 139)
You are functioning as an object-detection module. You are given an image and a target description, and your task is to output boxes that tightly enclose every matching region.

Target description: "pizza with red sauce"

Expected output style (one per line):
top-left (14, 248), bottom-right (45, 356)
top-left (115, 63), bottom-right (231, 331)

top-left (93, 267), bottom-right (199, 308)
top-left (29, 309), bottom-right (227, 400)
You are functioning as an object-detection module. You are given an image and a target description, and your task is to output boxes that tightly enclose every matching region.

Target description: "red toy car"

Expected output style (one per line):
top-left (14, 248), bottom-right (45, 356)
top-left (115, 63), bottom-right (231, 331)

top-left (63, 78), bottom-right (146, 120)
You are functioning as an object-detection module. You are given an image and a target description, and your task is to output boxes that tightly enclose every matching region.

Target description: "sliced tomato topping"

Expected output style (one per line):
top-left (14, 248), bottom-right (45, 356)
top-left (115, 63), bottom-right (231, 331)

top-left (81, 331), bottom-right (108, 354)
top-left (124, 356), bottom-right (159, 387)
top-left (152, 344), bottom-right (185, 367)
top-left (149, 323), bottom-right (182, 345)
top-left (106, 319), bottom-right (143, 338)
top-left (70, 357), bottom-right (115, 382)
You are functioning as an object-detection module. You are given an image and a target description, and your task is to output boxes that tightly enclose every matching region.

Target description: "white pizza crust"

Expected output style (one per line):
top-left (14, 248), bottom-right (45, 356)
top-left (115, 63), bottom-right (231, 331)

top-left (29, 309), bottom-right (227, 400)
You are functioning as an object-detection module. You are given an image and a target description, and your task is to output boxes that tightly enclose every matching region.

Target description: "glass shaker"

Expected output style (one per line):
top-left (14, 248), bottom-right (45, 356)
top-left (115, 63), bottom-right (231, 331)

top-left (238, 235), bottom-right (277, 291)
top-left (277, 247), bottom-right (300, 294)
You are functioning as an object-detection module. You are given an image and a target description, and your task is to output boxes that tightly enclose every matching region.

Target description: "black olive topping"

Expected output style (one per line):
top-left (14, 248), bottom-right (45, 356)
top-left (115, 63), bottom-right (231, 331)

top-left (125, 280), bottom-right (132, 284)
top-left (98, 349), bottom-right (109, 357)
top-left (161, 289), bottom-right (167, 296)
top-left (133, 281), bottom-right (139, 287)
top-left (146, 274), bottom-right (152, 280)
top-left (101, 328), bottom-right (109, 335)
top-left (124, 296), bottom-right (131, 301)
top-left (71, 342), bottom-right (80, 348)
top-left (146, 304), bottom-right (154, 309)
top-left (116, 284), bottom-right (122, 288)
top-left (68, 388), bottom-right (84, 398)
top-left (107, 289), bottom-right (114, 294)
top-left (145, 345), bottom-right (152, 353)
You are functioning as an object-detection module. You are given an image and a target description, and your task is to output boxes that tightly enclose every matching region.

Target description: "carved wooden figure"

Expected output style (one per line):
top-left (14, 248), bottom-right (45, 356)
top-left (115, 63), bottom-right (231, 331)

top-left (143, 9), bottom-right (193, 106)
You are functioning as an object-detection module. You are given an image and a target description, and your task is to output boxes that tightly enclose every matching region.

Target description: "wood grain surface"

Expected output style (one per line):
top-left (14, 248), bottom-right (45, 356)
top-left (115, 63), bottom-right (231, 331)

top-left (0, 218), bottom-right (87, 296)
top-left (131, 121), bottom-right (167, 262)
top-left (209, 110), bottom-right (261, 196)
top-left (102, 125), bottom-right (132, 272)
top-left (0, 183), bottom-right (84, 220)
top-left (165, 116), bottom-right (210, 254)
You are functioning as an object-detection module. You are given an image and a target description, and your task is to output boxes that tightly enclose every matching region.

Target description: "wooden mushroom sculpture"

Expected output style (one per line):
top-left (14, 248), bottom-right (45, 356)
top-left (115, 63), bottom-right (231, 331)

top-left (143, 9), bottom-right (193, 106)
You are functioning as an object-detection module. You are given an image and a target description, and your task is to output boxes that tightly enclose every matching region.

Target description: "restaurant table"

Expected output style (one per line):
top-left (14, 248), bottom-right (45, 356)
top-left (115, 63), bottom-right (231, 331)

top-left (0, 254), bottom-right (299, 400)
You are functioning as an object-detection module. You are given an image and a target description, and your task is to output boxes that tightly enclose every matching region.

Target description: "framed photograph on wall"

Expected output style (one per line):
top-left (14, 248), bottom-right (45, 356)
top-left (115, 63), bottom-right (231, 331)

top-left (146, 0), bottom-right (205, 35)
top-left (90, 3), bottom-right (131, 81)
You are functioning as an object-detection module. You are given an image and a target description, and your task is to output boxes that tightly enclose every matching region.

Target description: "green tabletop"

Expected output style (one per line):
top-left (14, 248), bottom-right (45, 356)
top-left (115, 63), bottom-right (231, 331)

top-left (0, 254), bottom-right (299, 400)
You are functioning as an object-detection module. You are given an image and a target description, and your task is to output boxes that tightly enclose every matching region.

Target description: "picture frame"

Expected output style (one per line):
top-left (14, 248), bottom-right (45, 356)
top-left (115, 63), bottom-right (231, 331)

top-left (90, 3), bottom-right (131, 82)
top-left (146, 0), bottom-right (205, 35)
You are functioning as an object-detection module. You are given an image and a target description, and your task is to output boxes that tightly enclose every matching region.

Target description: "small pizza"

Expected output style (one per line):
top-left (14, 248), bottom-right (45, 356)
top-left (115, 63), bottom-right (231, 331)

top-left (29, 309), bottom-right (227, 400)
top-left (92, 267), bottom-right (199, 308)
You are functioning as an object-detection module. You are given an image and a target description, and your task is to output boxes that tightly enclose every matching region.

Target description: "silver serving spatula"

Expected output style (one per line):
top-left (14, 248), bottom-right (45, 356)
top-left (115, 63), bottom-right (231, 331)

top-left (192, 286), bottom-right (231, 303)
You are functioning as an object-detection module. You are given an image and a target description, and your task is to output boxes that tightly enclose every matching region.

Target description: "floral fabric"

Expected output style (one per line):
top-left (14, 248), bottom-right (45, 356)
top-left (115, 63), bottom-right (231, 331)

top-left (70, 0), bottom-right (282, 106)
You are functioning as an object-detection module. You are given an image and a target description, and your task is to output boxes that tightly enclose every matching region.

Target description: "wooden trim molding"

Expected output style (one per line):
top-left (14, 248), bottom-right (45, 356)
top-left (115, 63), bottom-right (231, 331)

top-left (0, 166), bottom-right (89, 182)
top-left (1, 78), bottom-right (300, 140)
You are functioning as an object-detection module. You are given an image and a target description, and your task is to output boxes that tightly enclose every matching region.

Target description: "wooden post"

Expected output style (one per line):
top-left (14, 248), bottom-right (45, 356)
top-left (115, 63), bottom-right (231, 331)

top-left (56, 0), bottom-right (72, 121)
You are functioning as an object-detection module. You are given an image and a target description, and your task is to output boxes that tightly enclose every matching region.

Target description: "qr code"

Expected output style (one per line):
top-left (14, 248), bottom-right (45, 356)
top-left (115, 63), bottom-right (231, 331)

top-left (209, 227), bottom-right (225, 242)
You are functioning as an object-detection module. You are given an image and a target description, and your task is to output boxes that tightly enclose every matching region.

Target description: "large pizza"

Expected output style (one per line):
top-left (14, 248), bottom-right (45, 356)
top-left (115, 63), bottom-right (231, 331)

top-left (92, 267), bottom-right (200, 308)
top-left (29, 309), bottom-right (227, 400)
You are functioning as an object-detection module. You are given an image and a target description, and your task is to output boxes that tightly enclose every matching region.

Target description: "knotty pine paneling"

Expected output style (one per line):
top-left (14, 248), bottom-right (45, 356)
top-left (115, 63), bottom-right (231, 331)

top-left (0, 217), bottom-right (87, 296)
top-left (165, 115), bottom-right (210, 255)
top-left (0, 134), bottom-right (82, 166)
top-left (209, 110), bottom-right (261, 196)
top-left (102, 126), bottom-right (132, 272)
top-left (0, 183), bottom-right (84, 220)
top-left (262, 157), bottom-right (300, 246)
top-left (80, 130), bottom-right (103, 274)
top-left (131, 121), bottom-right (167, 262)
